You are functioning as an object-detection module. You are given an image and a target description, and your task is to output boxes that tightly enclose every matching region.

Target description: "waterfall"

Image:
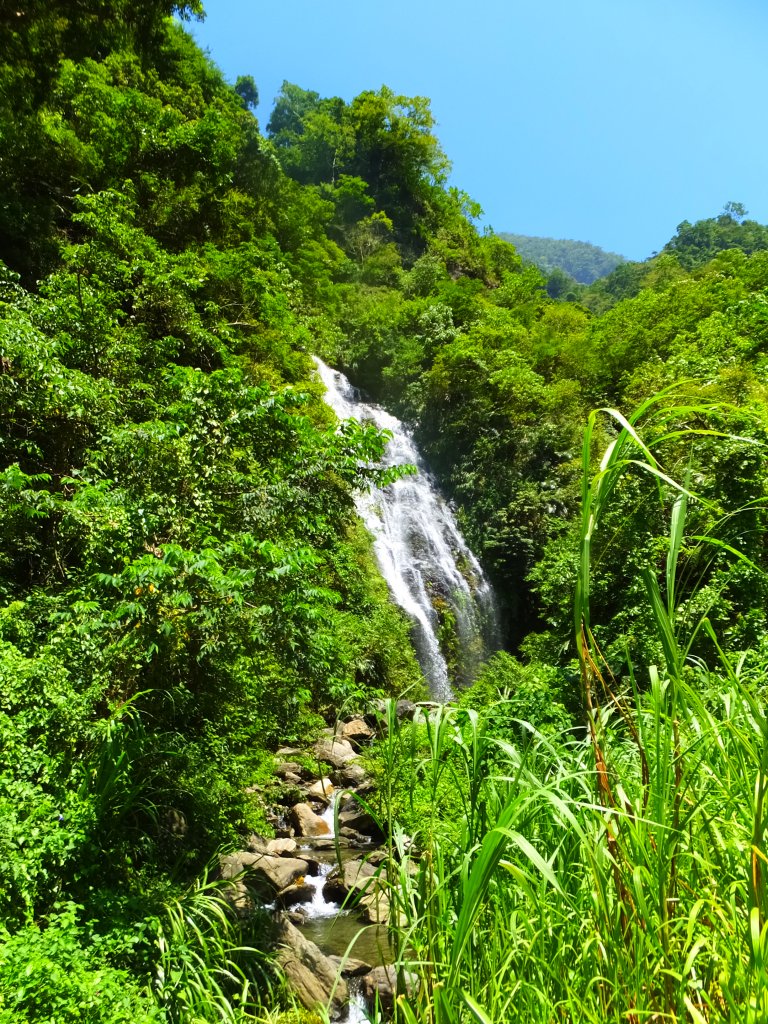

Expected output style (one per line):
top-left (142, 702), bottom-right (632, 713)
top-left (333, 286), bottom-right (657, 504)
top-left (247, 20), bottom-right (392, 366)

top-left (313, 357), bottom-right (499, 700)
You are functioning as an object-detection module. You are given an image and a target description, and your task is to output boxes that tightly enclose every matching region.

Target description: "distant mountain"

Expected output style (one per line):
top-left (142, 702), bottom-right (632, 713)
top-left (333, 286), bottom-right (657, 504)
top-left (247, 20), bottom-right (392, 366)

top-left (499, 233), bottom-right (626, 285)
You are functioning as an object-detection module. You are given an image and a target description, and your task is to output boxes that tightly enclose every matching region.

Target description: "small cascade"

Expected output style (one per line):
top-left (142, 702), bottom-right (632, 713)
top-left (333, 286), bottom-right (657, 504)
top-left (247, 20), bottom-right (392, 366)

top-left (301, 801), bottom-right (340, 920)
top-left (346, 984), bottom-right (371, 1024)
top-left (302, 861), bottom-right (339, 920)
top-left (314, 357), bottom-right (499, 699)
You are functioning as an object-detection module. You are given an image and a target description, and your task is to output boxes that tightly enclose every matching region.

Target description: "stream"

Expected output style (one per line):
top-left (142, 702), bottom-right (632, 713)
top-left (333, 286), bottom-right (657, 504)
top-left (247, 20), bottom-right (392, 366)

top-left (291, 359), bottom-right (499, 1020)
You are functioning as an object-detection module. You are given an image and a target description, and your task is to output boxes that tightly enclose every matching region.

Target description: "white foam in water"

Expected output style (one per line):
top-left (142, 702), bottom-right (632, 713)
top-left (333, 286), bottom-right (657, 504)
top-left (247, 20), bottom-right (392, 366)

top-left (302, 861), bottom-right (339, 920)
top-left (313, 357), bottom-right (499, 700)
top-left (345, 982), bottom-right (371, 1023)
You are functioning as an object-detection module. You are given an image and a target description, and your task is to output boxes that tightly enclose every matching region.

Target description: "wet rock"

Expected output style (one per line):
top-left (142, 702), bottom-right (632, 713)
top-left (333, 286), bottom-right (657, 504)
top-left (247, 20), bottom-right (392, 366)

top-left (341, 718), bottom-right (374, 748)
top-left (314, 737), bottom-right (359, 769)
top-left (276, 882), bottom-right (315, 908)
top-left (360, 965), bottom-right (416, 1016)
top-left (219, 851), bottom-right (309, 896)
top-left (305, 777), bottom-right (335, 802)
top-left (276, 916), bottom-right (348, 1017)
top-left (322, 859), bottom-right (378, 903)
top-left (291, 802), bottom-right (331, 837)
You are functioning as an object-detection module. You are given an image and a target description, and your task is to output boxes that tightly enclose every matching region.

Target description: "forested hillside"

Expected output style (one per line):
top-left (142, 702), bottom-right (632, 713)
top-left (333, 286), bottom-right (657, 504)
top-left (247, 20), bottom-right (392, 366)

top-left (498, 232), bottom-right (625, 284)
top-left (2, 3), bottom-right (768, 1022)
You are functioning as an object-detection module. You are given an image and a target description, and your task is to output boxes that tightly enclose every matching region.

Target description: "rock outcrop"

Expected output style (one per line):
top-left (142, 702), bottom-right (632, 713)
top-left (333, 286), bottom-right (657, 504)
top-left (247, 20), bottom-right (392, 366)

top-left (275, 917), bottom-right (348, 1018)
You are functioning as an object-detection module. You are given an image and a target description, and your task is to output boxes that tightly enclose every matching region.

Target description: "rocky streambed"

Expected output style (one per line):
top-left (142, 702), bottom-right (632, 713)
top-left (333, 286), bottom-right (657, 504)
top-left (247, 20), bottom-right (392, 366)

top-left (220, 707), bottom-right (423, 1021)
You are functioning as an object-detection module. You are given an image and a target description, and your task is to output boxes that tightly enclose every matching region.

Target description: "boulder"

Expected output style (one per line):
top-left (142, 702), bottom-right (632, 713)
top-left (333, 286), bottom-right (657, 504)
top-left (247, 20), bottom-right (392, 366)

top-left (276, 746), bottom-right (304, 757)
top-left (333, 762), bottom-right (368, 788)
top-left (340, 717), bottom-right (375, 748)
top-left (305, 777), bottom-right (335, 802)
top-left (322, 859), bottom-right (378, 904)
top-left (276, 881), bottom-right (315, 908)
top-left (219, 851), bottom-right (309, 897)
top-left (222, 879), bottom-right (254, 916)
top-left (276, 761), bottom-right (302, 779)
top-left (314, 737), bottom-right (359, 769)
top-left (339, 826), bottom-right (371, 846)
top-left (360, 965), bottom-right (416, 1017)
top-left (245, 834), bottom-right (270, 853)
top-left (266, 837), bottom-right (298, 856)
top-left (291, 802), bottom-right (331, 837)
top-left (276, 917), bottom-right (348, 1017)
top-left (338, 806), bottom-right (383, 840)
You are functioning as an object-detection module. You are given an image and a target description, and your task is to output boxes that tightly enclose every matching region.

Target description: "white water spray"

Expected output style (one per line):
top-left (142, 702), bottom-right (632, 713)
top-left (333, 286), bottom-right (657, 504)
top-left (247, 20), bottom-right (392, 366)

top-left (314, 357), bottom-right (498, 700)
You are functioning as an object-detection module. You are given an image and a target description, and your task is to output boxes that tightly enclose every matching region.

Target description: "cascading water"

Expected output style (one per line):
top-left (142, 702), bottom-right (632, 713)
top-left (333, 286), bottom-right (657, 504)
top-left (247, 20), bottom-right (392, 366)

top-left (314, 357), bottom-right (499, 700)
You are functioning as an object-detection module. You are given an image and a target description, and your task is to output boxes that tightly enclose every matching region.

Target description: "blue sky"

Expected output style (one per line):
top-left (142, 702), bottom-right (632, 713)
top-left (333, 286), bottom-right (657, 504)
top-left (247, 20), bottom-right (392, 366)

top-left (191, 0), bottom-right (768, 261)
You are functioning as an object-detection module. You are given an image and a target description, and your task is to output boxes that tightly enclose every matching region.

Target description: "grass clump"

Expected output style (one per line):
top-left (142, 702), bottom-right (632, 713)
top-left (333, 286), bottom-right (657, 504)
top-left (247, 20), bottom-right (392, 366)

top-left (375, 395), bottom-right (768, 1023)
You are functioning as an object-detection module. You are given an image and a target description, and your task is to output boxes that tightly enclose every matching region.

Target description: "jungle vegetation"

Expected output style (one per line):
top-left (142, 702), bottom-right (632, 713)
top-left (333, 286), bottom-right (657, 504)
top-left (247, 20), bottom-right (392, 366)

top-left (2, 2), bottom-right (768, 1021)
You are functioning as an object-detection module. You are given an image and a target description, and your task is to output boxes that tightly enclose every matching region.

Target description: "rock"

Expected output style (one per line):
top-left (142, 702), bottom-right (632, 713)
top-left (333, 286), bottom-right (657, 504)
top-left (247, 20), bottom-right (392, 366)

top-left (339, 826), bottom-right (371, 846)
top-left (360, 965), bottom-right (416, 1016)
top-left (314, 737), bottom-right (359, 769)
top-left (276, 746), bottom-right (304, 757)
top-left (291, 802), bottom-right (331, 837)
top-left (276, 761), bottom-right (302, 779)
top-left (275, 916), bottom-right (348, 1017)
top-left (222, 879), bottom-right (254, 916)
top-left (322, 859), bottom-right (378, 903)
top-left (341, 717), bottom-right (374, 748)
top-left (300, 835), bottom-right (351, 851)
top-left (305, 777), bottom-right (335, 802)
top-left (364, 848), bottom-right (389, 867)
top-left (219, 852), bottom-right (309, 896)
top-left (339, 806), bottom-right (383, 840)
top-left (328, 955), bottom-right (373, 977)
top-left (333, 762), bottom-right (368, 788)
top-left (284, 908), bottom-right (307, 926)
top-left (276, 882), bottom-right (315, 908)
top-left (359, 888), bottom-right (391, 924)
top-left (266, 837), bottom-right (298, 856)
top-left (396, 699), bottom-right (417, 720)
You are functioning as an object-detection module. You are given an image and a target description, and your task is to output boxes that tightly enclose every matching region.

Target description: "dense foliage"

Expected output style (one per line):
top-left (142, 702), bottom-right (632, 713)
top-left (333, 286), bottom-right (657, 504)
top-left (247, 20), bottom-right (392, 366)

top-left (499, 231), bottom-right (626, 284)
top-left (3, 2), bottom-right (768, 1021)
